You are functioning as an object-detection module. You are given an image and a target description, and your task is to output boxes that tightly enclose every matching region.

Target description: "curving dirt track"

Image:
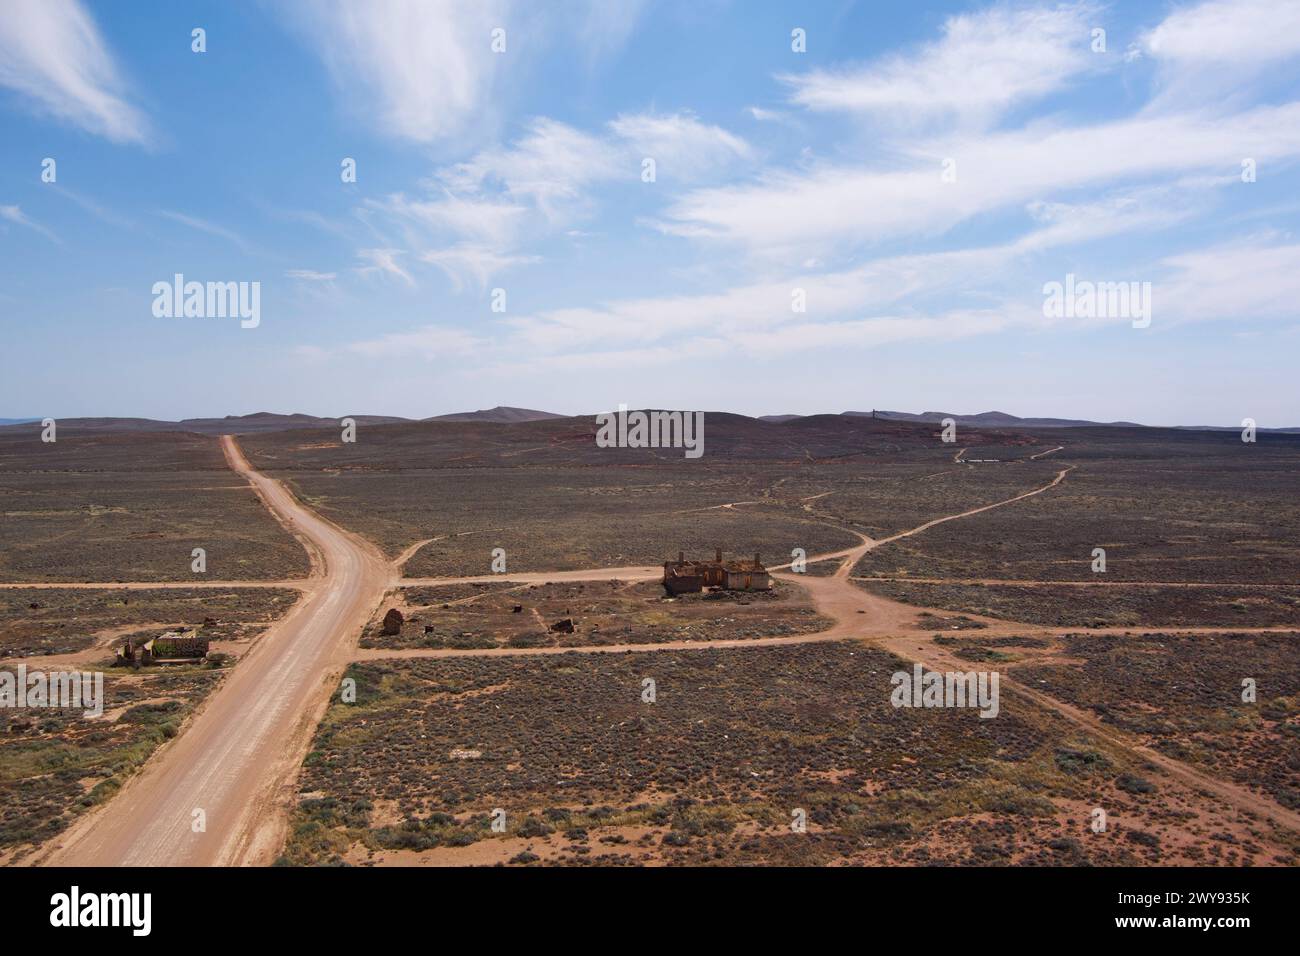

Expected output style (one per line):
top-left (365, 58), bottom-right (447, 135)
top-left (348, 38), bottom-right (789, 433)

top-left (38, 436), bottom-right (390, 867)
top-left (365, 465), bottom-right (1300, 835)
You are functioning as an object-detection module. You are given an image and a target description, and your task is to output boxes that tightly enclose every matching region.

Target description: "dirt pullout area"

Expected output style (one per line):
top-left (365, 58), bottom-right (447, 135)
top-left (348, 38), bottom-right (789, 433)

top-left (363, 578), bottom-right (831, 651)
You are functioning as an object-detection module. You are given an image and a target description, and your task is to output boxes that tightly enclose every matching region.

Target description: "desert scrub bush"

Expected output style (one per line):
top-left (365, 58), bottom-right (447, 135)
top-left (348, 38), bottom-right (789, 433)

top-left (671, 805), bottom-right (739, 837)
top-left (507, 632), bottom-right (548, 648)
top-left (87, 777), bottom-right (122, 805)
top-left (332, 664), bottom-right (382, 706)
top-left (120, 700), bottom-right (183, 724)
top-left (1125, 829), bottom-right (1160, 849)
top-left (516, 815), bottom-right (553, 838)
top-left (982, 784), bottom-right (1057, 816)
top-left (852, 819), bottom-right (914, 842)
top-left (1054, 747), bottom-right (1112, 776)
top-left (1270, 786), bottom-right (1300, 810)
top-left (1116, 773), bottom-right (1156, 794)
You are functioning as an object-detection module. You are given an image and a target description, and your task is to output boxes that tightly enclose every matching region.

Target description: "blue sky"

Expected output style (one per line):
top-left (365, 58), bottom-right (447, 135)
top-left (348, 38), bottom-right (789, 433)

top-left (1, 0), bottom-right (1298, 425)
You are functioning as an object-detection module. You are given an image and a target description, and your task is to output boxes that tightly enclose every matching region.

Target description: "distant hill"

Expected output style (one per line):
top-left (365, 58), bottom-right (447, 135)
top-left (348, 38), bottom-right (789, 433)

top-left (760, 410), bottom-right (1299, 432)
top-left (761, 410), bottom-right (1144, 427)
top-left (0, 416), bottom-right (182, 432)
top-left (845, 410), bottom-right (1148, 428)
top-left (425, 406), bottom-right (567, 424)
top-left (178, 412), bottom-right (412, 434)
top-left (0, 408), bottom-right (564, 435)
top-left (0, 413), bottom-right (413, 436)
top-left (3, 407), bottom-right (1295, 435)
top-left (853, 410), bottom-right (1300, 432)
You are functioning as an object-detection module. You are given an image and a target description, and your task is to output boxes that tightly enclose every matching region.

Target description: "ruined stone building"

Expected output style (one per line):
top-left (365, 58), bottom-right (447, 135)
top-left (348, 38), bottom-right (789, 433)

top-left (662, 549), bottom-right (771, 595)
top-left (115, 629), bottom-right (210, 667)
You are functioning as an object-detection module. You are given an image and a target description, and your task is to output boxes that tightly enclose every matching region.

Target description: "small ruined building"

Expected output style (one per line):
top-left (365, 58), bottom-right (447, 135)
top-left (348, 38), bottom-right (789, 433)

top-left (381, 608), bottom-right (405, 636)
top-left (116, 629), bottom-right (210, 668)
top-left (662, 549), bottom-right (771, 595)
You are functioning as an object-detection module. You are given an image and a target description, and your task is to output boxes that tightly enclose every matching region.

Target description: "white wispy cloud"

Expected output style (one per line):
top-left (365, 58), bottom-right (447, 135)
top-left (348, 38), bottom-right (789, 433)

top-left (356, 247), bottom-right (414, 285)
top-left (346, 324), bottom-right (483, 359)
top-left (54, 186), bottom-right (137, 229)
top-left (157, 210), bottom-right (254, 253)
top-left (1141, 0), bottom-right (1300, 66)
top-left (1138, 0), bottom-right (1300, 105)
top-left (609, 111), bottom-right (753, 179)
top-left (419, 246), bottom-right (539, 292)
top-left (655, 102), bottom-right (1300, 258)
top-left (299, 0), bottom-right (1300, 383)
top-left (331, 212), bottom-right (1300, 371)
top-left (361, 111), bottom-right (752, 289)
top-left (781, 2), bottom-right (1099, 128)
top-left (279, 0), bottom-right (651, 143)
top-left (360, 118), bottom-right (622, 288)
top-left (278, 0), bottom-right (512, 143)
top-left (285, 269), bottom-right (337, 281)
top-left (575, 0), bottom-right (650, 63)
top-left (1155, 234), bottom-right (1300, 324)
top-left (369, 193), bottom-right (528, 250)
top-left (0, 0), bottom-right (149, 143)
top-left (0, 204), bottom-right (58, 242)
top-left (442, 117), bottom-right (623, 217)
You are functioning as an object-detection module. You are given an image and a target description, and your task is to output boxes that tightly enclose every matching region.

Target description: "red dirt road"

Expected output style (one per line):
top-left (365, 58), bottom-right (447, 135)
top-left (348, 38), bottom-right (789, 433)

top-left (39, 436), bottom-right (390, 866)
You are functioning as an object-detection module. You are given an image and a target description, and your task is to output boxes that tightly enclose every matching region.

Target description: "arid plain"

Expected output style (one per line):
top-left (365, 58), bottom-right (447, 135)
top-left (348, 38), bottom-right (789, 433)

top-left (2, 412), bottom-right (1297, 867)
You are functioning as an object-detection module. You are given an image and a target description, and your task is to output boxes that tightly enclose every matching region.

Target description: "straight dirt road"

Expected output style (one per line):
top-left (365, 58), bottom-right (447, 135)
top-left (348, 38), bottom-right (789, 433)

top-left (41, 436), bottom-right (390, 866)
